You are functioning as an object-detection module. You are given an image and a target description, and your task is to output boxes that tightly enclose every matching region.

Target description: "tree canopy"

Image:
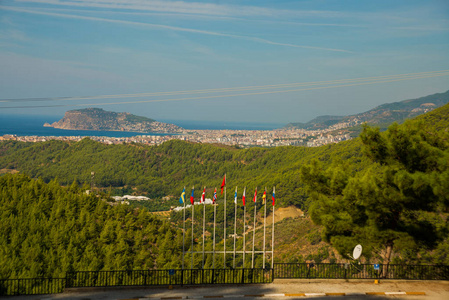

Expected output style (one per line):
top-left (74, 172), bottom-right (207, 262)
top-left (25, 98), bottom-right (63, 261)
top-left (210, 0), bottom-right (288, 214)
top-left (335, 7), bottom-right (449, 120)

top-left (0, 134), bottom-right (369, 210)
top-left (301, 118), bottom-right (449, 265)
top-left (0, 173), bottom-right (183, 279)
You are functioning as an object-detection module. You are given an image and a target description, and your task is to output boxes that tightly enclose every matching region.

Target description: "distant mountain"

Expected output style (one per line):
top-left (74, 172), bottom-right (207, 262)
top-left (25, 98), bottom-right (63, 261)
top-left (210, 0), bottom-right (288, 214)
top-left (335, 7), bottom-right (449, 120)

top-left (48, 108), bottom-right (182, 133)
top-left (285, 89), bottom-right (449, 130)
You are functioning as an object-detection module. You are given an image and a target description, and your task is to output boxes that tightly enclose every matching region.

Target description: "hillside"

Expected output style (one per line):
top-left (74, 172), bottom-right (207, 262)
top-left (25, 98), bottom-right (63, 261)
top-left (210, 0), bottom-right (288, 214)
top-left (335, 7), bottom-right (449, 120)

top-left (48, 108), bottom-right (182, 133)
top-left (1, 103), bottom-right (449, 279)
top-left (0, 174), bottom-right (182, 278)
top-left (0, 171), bottom-right (331, 279)
top-left (286, 89), bottom-right (449, 130)
top-left (2, 104), bottom-right (449, 210)
top-left (0, 135), bottom-right (368, 209)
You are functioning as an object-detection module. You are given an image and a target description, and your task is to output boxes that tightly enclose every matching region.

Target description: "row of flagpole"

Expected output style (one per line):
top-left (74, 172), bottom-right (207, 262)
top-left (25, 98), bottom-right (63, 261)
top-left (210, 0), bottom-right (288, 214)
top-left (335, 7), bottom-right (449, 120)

top-left (179, 174), bottom-right (276, 269)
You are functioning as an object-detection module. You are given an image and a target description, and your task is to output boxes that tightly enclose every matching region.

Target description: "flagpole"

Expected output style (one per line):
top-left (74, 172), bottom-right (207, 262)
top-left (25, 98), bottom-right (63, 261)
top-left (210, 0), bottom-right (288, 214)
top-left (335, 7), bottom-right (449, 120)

top-left (233, 187), bottom-right (237, 269)
top-left (202, 187), bottom-right (206, 269)
top-left (271, 187), bottom-right (275, 269)
top-left (263, 187), bottom-right (267, 269)
top-left (223, 184), bottom-right (226, 269)
top-left (213, 193), bottom-right (216, 269)
top-left (191, 186), bottom-right (195, 269)
top-left (252, 187), bottom-right (257, 269)
top-left (243, 187), bottom-right (246, 268)
top-left (182, 187), bottom-right (186, 270)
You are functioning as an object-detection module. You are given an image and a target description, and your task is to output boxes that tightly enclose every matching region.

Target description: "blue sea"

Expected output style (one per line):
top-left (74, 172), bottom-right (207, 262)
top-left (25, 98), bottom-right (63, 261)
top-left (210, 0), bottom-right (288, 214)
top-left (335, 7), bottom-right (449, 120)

top-left (0, 114), bottom-right (284, 137)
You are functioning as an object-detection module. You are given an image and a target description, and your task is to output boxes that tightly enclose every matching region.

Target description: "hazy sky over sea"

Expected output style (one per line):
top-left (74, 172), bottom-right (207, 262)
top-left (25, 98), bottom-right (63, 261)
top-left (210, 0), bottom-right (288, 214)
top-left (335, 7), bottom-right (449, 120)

top-left (0, 0), bottom-right (448, 123)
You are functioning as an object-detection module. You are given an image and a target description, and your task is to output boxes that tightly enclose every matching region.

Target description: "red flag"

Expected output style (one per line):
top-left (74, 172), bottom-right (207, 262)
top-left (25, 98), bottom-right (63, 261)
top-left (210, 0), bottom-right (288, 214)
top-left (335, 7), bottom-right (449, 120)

top-left (242, 187), bottom-right (246, 206)
top-left (220, 174), bottom-right (226, 195)
top-left (262, 190), bottom-right (267, 204)
top-left (190, 187), bottom-right (194, 205)
top-left (201, 187), bottom-right (206, 203)
top-left (253, 188), bottom-right (257, 203)
top-left (272, 187), bottom-right (276, 206)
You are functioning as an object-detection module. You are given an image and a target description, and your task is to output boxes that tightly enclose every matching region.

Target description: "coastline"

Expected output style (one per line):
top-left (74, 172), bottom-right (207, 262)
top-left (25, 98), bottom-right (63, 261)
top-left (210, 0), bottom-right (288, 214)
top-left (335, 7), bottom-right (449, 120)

top-left (46, 125), bottom-right (178, 135)
top-left (0, 114), bottom-right (353, 148)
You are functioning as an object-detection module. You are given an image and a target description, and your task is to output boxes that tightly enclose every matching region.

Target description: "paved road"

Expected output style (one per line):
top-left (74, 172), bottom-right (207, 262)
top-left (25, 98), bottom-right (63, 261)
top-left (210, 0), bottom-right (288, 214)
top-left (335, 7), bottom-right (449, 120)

top-left (3, 280), bottom-right (449, 300)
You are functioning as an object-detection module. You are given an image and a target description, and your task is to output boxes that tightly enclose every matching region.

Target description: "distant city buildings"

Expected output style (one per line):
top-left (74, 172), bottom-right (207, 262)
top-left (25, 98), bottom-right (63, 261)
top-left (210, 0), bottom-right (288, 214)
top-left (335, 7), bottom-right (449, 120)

top-left (0, 125), bottom-right (353, 148)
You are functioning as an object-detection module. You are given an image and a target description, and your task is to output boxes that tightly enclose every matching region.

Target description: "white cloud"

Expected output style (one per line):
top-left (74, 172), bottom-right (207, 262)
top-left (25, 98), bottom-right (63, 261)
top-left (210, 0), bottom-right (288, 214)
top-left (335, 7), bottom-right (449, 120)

top-left (1, 5), bottom-right (354, 53)
top-left (16, 0), bottom-right (341, 18)
top-left (1, 16), bottom-right (16, 26)
top-left (393, 26), bottom-right (449, 32)
top-left (15, 0), bottom-right (275, 17)
top-left (0, 15), bottom-right (29, 43)
top-left (0, 28), bottom-right (29, 42)
top-left (14, 0), bottom-right (449, 34)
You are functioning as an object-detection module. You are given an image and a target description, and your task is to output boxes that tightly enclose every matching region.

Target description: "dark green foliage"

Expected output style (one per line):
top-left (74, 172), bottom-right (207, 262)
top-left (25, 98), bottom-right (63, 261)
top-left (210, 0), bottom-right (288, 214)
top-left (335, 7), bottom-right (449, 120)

top-left (0, 174), bottom-right (181, 279)
top-left (125, 114), bottom-right (155, 123)
top-left (0, 135), bottom-right (369, 210)
top-left (301, 112), bottom-right (449, 264)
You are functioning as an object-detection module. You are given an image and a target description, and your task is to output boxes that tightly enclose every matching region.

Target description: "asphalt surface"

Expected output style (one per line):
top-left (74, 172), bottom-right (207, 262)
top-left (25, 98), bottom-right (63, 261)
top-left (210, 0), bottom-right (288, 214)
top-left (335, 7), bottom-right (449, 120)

top-left (3, 279), bottom-right (449, 300)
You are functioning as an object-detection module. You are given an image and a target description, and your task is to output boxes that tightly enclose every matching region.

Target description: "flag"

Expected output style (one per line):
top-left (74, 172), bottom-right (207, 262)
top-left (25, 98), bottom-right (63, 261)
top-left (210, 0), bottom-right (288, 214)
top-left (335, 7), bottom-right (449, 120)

top-left (262, 190), bottom-right (267, 204)
top-left (234, 187), bottom-right (237, 204)
top-left (213, 188), bottom-right (217, 204)
top-left (179, 187), bottom-right (186, 204)
top-left (242, 187), bottom-right (246, 206)
top-left (221, 174), bottom-right (226, 194)
top-left (253, 188), bottom-right (257, 203)
top-left (272, 186), bottom-right (276, 206)
top-left (190, 187), bottom-right (195, 205)
top-left (201, 187), bottom-right (206, 204)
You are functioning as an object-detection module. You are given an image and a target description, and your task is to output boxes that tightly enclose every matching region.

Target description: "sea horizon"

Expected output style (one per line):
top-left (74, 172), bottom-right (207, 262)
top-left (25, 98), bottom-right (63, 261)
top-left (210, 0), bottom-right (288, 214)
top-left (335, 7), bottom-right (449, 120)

top-left (0, 114), bottom-right (285, 137)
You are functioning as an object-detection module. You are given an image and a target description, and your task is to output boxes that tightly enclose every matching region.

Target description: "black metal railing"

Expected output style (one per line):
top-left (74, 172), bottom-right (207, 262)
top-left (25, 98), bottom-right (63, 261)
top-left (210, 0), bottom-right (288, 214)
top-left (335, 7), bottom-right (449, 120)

top-left (274, 263), bottom-right (449, 280)
top-left (2, 264), bottom-right (448, 296)
top-left (66, 268), bottom-right (273, 288)
top-left (0, 277), bottom-right (66, 296)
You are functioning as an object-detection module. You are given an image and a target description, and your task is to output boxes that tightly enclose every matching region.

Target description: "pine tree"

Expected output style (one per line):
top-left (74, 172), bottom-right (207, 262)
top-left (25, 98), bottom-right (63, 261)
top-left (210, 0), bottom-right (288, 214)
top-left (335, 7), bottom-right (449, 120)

top-left (301, 121), bottom-right (449, 266)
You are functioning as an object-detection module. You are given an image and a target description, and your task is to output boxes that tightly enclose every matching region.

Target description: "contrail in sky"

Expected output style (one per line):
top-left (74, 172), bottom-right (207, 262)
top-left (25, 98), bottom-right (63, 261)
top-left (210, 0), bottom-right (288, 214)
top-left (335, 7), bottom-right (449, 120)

top-left (0, 5), bottom-right (353, 53)
top-left (1, 71), bottom-right (448, 109)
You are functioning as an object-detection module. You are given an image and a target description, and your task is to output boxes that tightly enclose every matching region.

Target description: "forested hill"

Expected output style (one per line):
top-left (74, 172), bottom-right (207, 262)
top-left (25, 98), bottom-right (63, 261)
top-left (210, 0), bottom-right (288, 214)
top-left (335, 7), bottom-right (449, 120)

top-left (1, 103), bottom-right (449, 209)
top-left (1, 104), bottom-right (449, 280)
top-left (49, 108), bottom-right (182, 133)
top-left (285, 89), bottom-right (449, 130)
top-left (0, 173), bottom-right (182, 278)
top-left (0, 135), bottom-right (368, 209)
top-left (299, 103), bottom-right (449, 266)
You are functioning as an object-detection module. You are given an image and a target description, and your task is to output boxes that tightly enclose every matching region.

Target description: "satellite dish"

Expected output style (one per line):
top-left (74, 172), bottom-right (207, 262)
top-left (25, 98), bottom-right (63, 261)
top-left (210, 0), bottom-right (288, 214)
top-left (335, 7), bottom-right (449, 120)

top-left (353, 244), bottom-right (362, 260)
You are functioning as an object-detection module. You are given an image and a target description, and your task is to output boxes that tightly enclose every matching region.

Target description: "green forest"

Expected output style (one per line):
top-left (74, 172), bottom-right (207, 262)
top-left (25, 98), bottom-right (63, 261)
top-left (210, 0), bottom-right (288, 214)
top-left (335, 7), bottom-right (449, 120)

top-left (1, 104), bottom-right (449, 279)
top-left (0, 128), bottom-right (371, 210)
top-left (0, 173), bottom-right (276, 279)
top-left (0, 174), bottom-right (185, 279)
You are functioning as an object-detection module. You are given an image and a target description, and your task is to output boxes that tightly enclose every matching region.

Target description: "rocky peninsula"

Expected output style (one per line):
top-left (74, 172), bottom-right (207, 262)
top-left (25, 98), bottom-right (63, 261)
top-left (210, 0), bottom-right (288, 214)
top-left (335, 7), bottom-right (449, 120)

top-left (48, 108), bottom-right (182, 134)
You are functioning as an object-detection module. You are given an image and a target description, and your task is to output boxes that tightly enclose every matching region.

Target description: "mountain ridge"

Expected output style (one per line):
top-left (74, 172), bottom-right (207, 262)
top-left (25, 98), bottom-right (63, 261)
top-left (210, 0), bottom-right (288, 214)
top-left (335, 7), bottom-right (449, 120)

top-left (285, 89), bottom-right (449, 130)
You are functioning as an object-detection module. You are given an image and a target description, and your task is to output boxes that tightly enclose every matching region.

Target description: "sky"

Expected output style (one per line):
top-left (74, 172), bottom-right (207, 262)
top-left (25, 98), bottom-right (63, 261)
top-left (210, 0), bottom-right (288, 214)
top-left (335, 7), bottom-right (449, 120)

top-left (0, 0), bottom-right (448, 124)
